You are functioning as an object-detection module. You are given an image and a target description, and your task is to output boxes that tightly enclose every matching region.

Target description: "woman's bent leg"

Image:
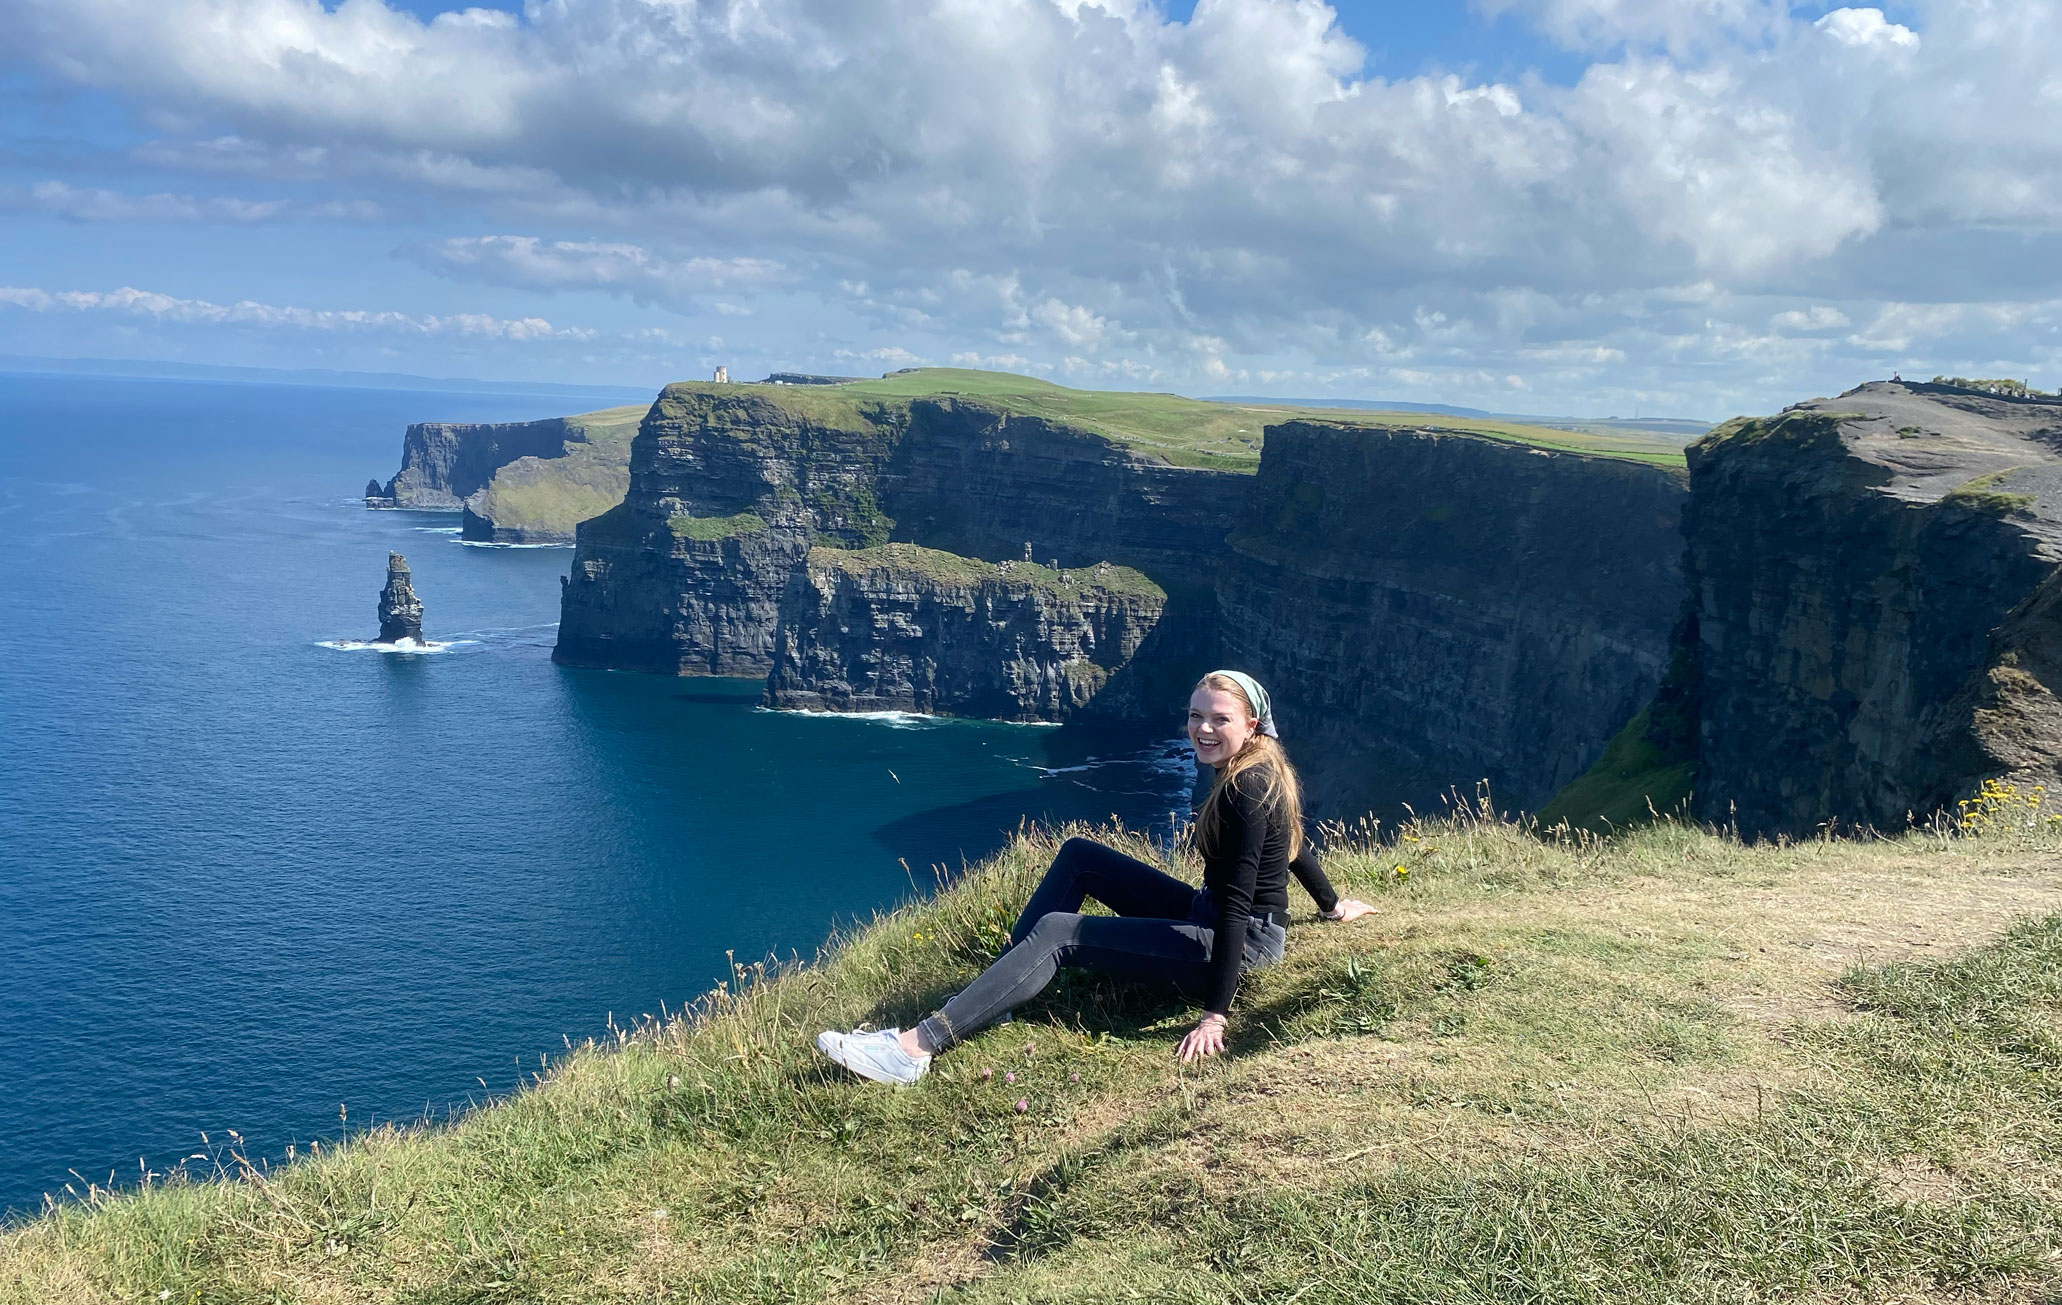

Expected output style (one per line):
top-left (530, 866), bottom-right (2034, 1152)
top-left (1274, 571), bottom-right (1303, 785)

top-left (917, 913), bottom-right (1214, 1053)
top-left (1009, 838), bottom-right (1199, 948)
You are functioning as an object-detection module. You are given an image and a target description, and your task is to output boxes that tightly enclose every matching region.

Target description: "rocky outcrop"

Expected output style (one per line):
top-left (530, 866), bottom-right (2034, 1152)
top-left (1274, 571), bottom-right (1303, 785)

top-left (554, 388), bottom-right (1244, 696)
top-left (1681, 381), bottom-right (2062, 836)
top-left (378, 552), bottom-right (424, 643)
top-left (765, 544), bottom-right (1166, 720)
top-left (371, 417), bottom-right (579, 510)
top-left (368, 405), bottom-right (647, 545)
top-left (555, 389), bottom-right (908, 674)
top-left (1218, 421), bottom-right (1688, 815)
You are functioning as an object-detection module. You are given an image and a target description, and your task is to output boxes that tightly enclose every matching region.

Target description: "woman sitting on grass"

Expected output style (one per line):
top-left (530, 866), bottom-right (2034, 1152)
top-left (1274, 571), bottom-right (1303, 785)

top-left (816, 670), bottom-right (1376, 1084)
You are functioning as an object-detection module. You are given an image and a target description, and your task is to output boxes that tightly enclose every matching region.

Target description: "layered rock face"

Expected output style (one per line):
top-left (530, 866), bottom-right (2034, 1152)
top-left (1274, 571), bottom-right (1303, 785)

top-left (1218, 421), bottom-right (1688, 815)
top-left (378, 552), bottom-right (424, 643)
top-left (1683, 381), bottom-right (2062, 836)
top-left (368, 405), bottom-right (647, 544)
top-left (554, 388), bottom-right (1241, 703)
top-left (555, 389), bottom-right (908, 674)
top-left (371, 417), bottom-right (577, 509)
top-left (885, 399), bottom-right (1248, 585)
top-left (557, 385), bottom-right (1697, 811)
top-left (765, 545), bottom-right (1166, 720)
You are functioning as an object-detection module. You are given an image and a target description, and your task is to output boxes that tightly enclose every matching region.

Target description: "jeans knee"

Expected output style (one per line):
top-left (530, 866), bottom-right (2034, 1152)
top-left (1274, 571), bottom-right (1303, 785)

top-left (1025, 910), bottom-right (1080, 945)
top-left (1055, 836), bottom-right (1098, 865)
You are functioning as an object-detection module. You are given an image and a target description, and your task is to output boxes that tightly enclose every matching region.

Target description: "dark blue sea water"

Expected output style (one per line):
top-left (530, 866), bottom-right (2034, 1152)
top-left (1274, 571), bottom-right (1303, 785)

top-left (0, 372), bottom-right (1193, 1216)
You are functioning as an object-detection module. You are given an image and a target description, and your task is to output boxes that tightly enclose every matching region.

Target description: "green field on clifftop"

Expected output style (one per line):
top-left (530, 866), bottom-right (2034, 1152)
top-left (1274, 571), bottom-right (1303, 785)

top-left (474, 372), bottom-right (1683, 539)
top-left (685, 369), bottom-right (1688, 471)
top-left (7, 804), bottom-right (2061, 1303)
top-left (466, 404), bottom-right (648, 539)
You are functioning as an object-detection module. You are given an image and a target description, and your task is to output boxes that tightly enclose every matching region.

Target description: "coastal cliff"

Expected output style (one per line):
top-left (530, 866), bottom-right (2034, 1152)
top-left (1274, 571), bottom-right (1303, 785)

top-left (1679, 381), bottom-right (2062, 837)
top-left (1220, 421), bottom-right (1688, 814)
top-left (765, 544), bottom-right (1166, 720)
top-left (555, 376), bottom-right (1692, 816)
top-left (554, 386), bottom-right (1243, 695)
top-left (369, 416), bottom-right (577, 509)
top-left (368, 404), bottom-right (646, 544)
top-left (554, 389), bottom-right (907, 673)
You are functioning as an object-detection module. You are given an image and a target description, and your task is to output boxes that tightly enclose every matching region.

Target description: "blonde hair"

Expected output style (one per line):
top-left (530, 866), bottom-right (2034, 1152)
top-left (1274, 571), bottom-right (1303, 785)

top-left (1192, 672), bottom-right (1304, 861)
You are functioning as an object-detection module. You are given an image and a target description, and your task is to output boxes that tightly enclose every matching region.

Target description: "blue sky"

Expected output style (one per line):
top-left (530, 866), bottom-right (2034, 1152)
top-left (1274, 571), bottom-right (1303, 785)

top-left (0, 0), bottom-right (2050, 418)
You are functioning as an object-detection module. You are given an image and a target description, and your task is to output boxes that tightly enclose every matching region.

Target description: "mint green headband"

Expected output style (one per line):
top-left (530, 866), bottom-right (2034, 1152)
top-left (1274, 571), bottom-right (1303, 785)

top-left (1207, 669), bottom-right (1279, 739)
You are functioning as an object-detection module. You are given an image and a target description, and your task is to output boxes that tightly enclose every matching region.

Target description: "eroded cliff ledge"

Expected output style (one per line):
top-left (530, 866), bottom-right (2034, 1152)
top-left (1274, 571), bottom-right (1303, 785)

top-left (765, 545), bottom-right (1166, 721)
top-left (1221, 422), bottom-right (1688, 814)
top-left (1679, 381), bottom-right (2062, 837)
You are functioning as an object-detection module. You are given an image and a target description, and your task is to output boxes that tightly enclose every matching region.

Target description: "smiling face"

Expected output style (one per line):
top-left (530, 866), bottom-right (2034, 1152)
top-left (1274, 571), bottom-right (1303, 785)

top-left (1187, 685), bottom-right (1258, 770)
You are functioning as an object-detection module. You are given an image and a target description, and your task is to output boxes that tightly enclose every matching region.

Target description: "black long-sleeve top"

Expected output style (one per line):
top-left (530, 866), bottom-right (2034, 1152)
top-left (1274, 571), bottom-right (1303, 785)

top-left (1290, 846), bottom-right (1339, 915)
top-left (1198, 763), bottom-right (1302, 1015)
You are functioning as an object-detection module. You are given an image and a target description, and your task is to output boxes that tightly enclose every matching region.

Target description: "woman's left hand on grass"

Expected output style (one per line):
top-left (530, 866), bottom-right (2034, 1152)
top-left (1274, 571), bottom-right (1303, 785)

top-left (1177, 1013), bottom-right (1227, 1062)
top-left (1325, 898), bottom-right (1378, 922)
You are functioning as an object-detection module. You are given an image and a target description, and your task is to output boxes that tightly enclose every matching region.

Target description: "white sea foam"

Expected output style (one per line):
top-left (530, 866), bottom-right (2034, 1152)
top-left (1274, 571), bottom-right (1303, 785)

top-left (414, 526), bottom-right (462, 535)
top-left (316, 637), bottom-right (474, 655)
top-left (764, 707), bottom-right (939, 728)
top-left (457, 539), bottom-right (573, 550)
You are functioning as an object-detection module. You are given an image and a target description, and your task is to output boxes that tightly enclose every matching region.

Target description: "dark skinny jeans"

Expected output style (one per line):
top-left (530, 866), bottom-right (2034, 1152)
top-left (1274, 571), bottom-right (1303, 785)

top-left (914, 837), bottom-right (1285, 1053)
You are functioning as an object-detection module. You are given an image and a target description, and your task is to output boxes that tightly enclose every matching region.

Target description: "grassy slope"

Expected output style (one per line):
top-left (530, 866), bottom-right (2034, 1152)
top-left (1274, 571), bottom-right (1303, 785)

top-left (7, 807), bottom-right (2062, 1303)
top-left (808, 543), bottom-right (1166, 600)
top-left (1536, 707), bottom-right (1696, 832)
top-left (470, 405), bottom-right (648, 539)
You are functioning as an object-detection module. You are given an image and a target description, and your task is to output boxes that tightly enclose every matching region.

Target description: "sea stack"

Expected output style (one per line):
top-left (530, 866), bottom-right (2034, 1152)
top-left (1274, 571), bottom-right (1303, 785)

top-left (378, 552), bottom-right (425, 643)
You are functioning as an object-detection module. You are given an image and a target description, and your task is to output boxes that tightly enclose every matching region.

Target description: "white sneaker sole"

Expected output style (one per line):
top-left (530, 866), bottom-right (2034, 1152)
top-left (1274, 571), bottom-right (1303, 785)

top-left (815, 1030), bottom-right (925, 1086)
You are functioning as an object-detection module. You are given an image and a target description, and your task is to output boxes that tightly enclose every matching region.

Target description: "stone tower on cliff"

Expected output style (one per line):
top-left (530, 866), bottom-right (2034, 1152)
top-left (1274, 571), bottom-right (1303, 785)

top-left (378, 552), bottom-right (425, 644)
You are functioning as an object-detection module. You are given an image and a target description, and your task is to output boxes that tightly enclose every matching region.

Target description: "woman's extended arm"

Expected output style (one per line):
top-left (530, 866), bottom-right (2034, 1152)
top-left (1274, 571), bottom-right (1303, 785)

top-left (1288, 844), bottom-right (1338, 914)
top-left (1291, 846), bottom-right (1378, 922)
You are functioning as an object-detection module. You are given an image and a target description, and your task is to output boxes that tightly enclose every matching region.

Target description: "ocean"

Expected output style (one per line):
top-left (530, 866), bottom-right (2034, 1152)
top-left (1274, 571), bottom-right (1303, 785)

top-left (0, 371), bottom-right (1194, 1216)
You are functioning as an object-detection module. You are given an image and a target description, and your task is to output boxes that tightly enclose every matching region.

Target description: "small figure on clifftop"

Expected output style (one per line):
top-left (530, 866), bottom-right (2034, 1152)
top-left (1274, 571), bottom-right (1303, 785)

top-left (816, 671), bottom-right (1376, 1085)
top-left (378, 552), bottom-right (425, 644)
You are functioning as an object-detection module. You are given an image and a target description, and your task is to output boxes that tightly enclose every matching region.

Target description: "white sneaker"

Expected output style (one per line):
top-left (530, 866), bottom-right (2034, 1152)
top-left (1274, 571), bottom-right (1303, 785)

top-left (815, 1027), bottom-right (930, 1086)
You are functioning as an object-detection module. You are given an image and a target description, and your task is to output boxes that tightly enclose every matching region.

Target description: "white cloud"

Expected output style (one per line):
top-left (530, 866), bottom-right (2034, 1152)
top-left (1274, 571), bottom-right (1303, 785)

top-left (1476, 0), bottom-right (1788, 56)
top-left (1772, 305), bottom-right (1851, 332)
top-left (2, 0), bottom-right (2061, 412)
top-left (408, 236), bottom-right (782, 307)
top-left (1, 180), bottom-right (379, 222)
top-left (1029, 298), bottom-right (1126, 351)
top-left (0, 284), bottom-right (593, 341)
top-left (833, 345), bottom-right (924, 366)
top-left (1816, 8), bottom-right (1919, 50)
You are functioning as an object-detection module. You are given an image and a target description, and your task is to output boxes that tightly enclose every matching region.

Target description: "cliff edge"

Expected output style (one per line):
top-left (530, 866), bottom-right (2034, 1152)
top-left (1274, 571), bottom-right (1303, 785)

top-left (367, 404), bottom-right (647, 545)
top-left (1681, 380), bottom-right (2062, 836)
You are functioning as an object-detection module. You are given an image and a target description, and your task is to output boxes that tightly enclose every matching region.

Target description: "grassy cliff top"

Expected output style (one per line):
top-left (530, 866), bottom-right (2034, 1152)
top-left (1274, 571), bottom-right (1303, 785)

top-left (8, 799), bottom-right (2062, 1302)
top-left (559, 404), bottom-right (649, 446)
top-left (808, 541), bottom-right (1166, 599)
top-left (662, 369), bottom-right (1687, 472)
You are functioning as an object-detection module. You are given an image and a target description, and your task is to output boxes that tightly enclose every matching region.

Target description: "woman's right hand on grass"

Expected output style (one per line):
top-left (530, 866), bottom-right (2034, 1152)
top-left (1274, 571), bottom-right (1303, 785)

top-left (1324, 898), bottom-right (1377, 922)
